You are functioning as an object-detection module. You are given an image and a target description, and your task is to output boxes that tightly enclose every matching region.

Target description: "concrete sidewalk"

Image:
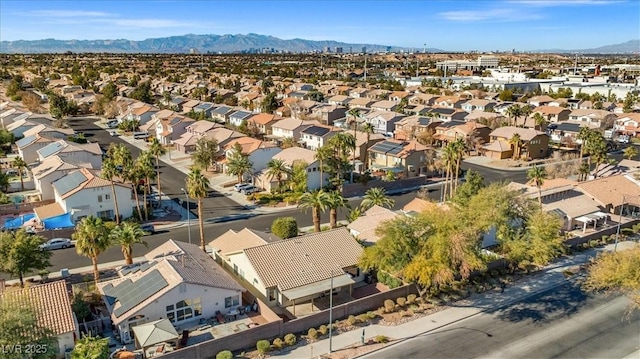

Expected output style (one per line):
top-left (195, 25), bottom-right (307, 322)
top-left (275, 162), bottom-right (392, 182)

top-left (277, 241), bottom-right (637, 359)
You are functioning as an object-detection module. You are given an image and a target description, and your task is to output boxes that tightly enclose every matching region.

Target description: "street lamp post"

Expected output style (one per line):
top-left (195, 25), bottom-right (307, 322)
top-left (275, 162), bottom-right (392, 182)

top-left (328, 270), bottom-right (334, 353)
top-left (181, 187), bottom-right (192, 245)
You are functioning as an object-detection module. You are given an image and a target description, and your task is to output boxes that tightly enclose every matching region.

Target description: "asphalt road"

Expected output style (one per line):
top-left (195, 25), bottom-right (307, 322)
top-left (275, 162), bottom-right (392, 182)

top-left (364, 281), bottom-right (640, 359)
top-left (12, 116), bottom-right (530, 277)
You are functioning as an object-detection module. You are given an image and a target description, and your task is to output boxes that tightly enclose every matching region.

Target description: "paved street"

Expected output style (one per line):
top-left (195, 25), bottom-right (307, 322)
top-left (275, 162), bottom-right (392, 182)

top-left (363, 282), bottom-right (639, 359)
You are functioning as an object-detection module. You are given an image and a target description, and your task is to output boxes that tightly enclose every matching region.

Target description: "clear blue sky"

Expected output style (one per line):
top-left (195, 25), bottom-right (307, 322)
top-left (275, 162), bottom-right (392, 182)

top-left (1, 0), bottom-right (638, 51)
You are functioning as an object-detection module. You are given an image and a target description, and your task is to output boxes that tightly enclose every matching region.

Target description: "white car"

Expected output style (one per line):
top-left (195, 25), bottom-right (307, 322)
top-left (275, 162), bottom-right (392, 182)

top-left (39, 238), bottom-right (73, 251)
top-left (241, 185), bottom-right (260, 194)
top-left (234, 183), bottom-right (251, 192)
top-left (109, 130), bottom-right (119, 137)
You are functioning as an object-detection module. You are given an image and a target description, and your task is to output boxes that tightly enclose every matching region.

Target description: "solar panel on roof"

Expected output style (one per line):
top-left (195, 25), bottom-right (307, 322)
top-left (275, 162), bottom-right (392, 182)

top-left (15, 135), bottom-right (36, 148)
top-left (38, 141), bottom-right (66, 159)
top-left (52, 170), bottom-right (87, 196)
top-left (113, 269), bottom-right (168, 317)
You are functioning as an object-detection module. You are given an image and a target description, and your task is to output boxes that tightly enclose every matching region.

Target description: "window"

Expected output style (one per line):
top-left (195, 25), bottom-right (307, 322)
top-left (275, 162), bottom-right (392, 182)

top-left (166, 298), bottom-right (201, 323)
top-left (267, 289), bottom-right (276, 302)
top-left (97, 195), bottom-right (103, 203)
top-left (225, 295), bottom-right (240, 308)
top-left (105, 194), bottom-right (111, 200)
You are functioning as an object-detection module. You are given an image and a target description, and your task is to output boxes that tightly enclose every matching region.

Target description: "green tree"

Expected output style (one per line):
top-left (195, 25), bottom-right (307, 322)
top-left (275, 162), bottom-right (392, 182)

top-left (73, 216), bottom-right (111, 284)
top-left (12, 156), bottom-right (27, 191)
top-left (0, 172), bottom-right (9, 192)
top-left (0, 230), bottom-right (52, 287)
top-left (266, 158), bottom-right (290, 193)
top-left (326, 190), bottom-right (349, 229)
top-left (360, 187), bottom-right (395, 211)
top-left (71, 334), bottom-right (109, 359)
top-left (361, 122), bottom-right (375, 172)
top-left (130, 81), bottom-right (153, 104)
top-left (271, 217), bottom-right (298, 239)
top-left (498, 89), bottom-right (513, 102)
top-left (0, 292), bottom-right (58, 359)
top-left (148, 138), bottom-right (166, 200)
top-left (135, 151), bottom-right (156, 220)
top-left (298, 189), bottom-right (330, 232)
top-left (101, 81), bottom-right (118, 101)
top-left (506, 104), bottom-right (523, 127)
top-left (527, 165), bottom-right (547, 208)
top-left (452, 170), bottom-right (485, 207)
top-left (532, 112), bottom-right (546, 131)
top-left (584, 246), bottom-right (640, 313)
top-left (110, 222), bottom-right (147, 265)
top-left (261, 92), bottom-right (279, 114)
top-left (192, 137), bottom-right (218, 171)
top-left (186, 168), bottom-right (210, 251)
top-left (288, 160), bottom-right (308, 193)
top-left (102, 146), bottom-right (122, 223)
top-left (226, 144), bottom-right (253, 184)
top-left (624, 146), bottom-right (638, 160)
top-left (450, 139), bottom-right (466, 195)
top-left (509, 133), bottom-right (523, 160)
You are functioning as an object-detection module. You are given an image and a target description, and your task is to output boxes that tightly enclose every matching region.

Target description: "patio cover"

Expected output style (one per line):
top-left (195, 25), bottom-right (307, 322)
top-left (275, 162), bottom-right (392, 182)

top-left (132, 319), bottom-right (179, 348)
top-left (281, 273), bottom-right (356, 301)
top-left (42, 212), bottom-right (75, 229)
top-left (3, 213), bottom-right (35, 230)
top-left (575, 211), bottom-right (609, 224)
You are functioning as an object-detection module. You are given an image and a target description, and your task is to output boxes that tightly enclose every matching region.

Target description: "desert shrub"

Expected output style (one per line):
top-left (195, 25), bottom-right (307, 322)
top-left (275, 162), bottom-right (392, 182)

top-left (396, 297), bottom-right (406, 306)
top-left (384, 299), bottom-right (395, 313)
top-left (589, 240), bottom-right (598, 248)
top-left (346, 315), bottom-right (357, 326)
top-left (357, 314), bottom-right (368, 323)
top-left (367, 311), bottom-right (377, 320)
top-left (272, 338), bottom-right (284, 350)
top-left (402, 308), bottom-right (414, 317)
top-left (374, 335), bottom-right (389, 343)
top-left (284, 333), bottom-right (296, 346)
top-left (407, 294), bottom-right (417, 304)
top-left (377, 271), bottom-right (402, 288)
top-left (256, 340), bottom-right (270, 354)
top-left (320, 225), bottom-right (330, 232)
top-left (216, 350), bottom-right (233, 359)
top-left (307, 328), bottom-right (318, 340)
top-left (271, 217), bottom-right (298, 239)
top-left (318, 325), bottom-right (328, 335)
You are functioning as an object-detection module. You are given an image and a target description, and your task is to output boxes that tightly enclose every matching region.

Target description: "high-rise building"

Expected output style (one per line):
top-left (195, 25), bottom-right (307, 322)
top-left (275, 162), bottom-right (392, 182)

top-left (362, 46), bottom-right (367, 54)
top-left (335, 47), bottom-right (343, 54)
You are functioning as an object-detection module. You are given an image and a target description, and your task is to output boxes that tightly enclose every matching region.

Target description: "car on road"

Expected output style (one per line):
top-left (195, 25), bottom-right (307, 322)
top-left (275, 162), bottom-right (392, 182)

top-left (39, 238), bottom-right (73, 251)
top-left (234, 183), bottom-right (251, 192)
top-left (109, 130), bottom-right (119, 137)
top-left (240, 185), bottom-right (260, 195)
top-left (141, 224), bottom-right (155, 235)
top-left (106, 120), bottom-right (119, 128)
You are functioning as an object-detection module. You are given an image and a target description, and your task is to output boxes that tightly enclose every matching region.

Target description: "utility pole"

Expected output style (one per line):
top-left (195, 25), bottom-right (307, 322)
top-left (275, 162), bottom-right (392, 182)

top-left (364, 53), bottom-right (367, 81)
top-left (328, 271), bottom-right (334, 352)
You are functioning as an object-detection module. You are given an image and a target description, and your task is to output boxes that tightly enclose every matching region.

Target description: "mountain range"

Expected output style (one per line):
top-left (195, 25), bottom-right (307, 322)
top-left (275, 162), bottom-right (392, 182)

top-left (0, 34), bottom-right (637, 54)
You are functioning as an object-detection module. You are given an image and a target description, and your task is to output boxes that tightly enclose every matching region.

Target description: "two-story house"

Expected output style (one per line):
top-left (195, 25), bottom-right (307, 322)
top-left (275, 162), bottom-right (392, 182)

top-left (347, 97), bottom-right (374, 109)
top-left (247, 113), bottom-right (281, 136)
top-left (434, 96), bottom-right (466, 109)
top-left (268, 118), bottom-right (315, 144)
top-left (614, 113), bottom-right (640, 137)
top-left (434, 121), bottom-right (491, 147)
top-left (15, 134), bottom-right (56, 164)
top-left (533, 105), bottom-right (571, 123)
top-left (326, 95), bottom-right (352, 106)
top-left (155, 114), bottom-right (194, 145)
top-left (309, 104), bottom-right (348, 126)
top-left (567, 109), bottom-right (613, 129)
top-left (370, 100), bottom-right (398, 112)
top-left (222, 137), bottom-right (282, 178)
top-left (394, 115), bottom-right (442, 141)
top-left (254, 147), bottom-right (327, 192)
top-left (461, 99), bottom-right (497, 113)
top-left (227, 110), bottom-right (254, 128)
top-left (36, 140), bottom-right (102, 168)
top-left (482, 127), bottom-right (550, 160)
top-left (362, 111), bottom-right (406, 136)
top-left (31, 155), bottom-right (88, 201)
top-left (368, 140), bottom-right (430, 177)
top-left (211, 105), bottom-right (236, 123)
top-left (299, 125), bottom-right (342, 151)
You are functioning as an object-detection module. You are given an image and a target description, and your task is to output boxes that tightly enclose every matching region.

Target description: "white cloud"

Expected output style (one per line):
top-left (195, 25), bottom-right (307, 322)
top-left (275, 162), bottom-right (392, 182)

top-left (27, 10), bottom-right (112, 17)
top-left (439, 8), bottom-right (542, 22)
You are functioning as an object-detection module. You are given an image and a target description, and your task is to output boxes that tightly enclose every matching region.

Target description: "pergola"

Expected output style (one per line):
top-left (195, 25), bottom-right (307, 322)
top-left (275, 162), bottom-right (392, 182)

top-left (575, 211), bottom-right (609, 233)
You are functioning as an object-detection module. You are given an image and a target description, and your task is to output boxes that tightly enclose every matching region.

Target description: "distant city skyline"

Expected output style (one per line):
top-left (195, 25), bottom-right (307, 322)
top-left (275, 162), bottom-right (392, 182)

top-left (1, 0), bottom-right (638, 52)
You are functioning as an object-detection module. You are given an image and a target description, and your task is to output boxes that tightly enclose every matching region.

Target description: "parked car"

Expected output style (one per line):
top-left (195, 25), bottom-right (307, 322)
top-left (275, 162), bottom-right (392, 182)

top-left (106, 120), bottom-right (119, 128)
top-left (234, 183), bottom-right (251, 192)
top-left (39, 238), bottom-right (73, 251)
top-left (109, 130), bottom-right (119, 137)
top-left (241, 185), bottom-right (260, 195)
top-left (141, 224), bottom-right (155, 235)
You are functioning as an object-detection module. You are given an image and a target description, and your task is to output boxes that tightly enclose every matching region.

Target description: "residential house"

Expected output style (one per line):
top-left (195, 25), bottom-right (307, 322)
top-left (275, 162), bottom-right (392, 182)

top-left (6, 119), bottom-right (39, 138)
top-left (327, 95), bottom-right (352, 106)
top-left (209, 228), bottom-right (282, 268)
top-left (389, 91), bottom-right (411, 103)
top-left (528, 95), bottom-right (555, 107)
top-left (247, 113), bottom-right (280, 136)
top-left (362, 111), bottom-right (406, 135)
top-left (51, 168), bottom-right (134, 222)
top-left (548, 122), bottom-right (589, 146)
top-left (228, 110), bottom-right (254, 127)
top-left (368, 140), bottom-right (429, 177)
top-left (353, 130), bottom-right (386, 170)
top-left (23, 124), bottom-right (75, 141)
top-left (222, 137), bottom-right (281, 177)
top-left (98, 239), bottom-right (245, 343)
top-left (347, 97), bottom-right (374, 109)
top-left (15, 134), bottom-right (55, 164)
top-left (427, 108), bottom-right (469, 122)
top-left (347, 205), bottom-right (400, 246)
top-left (461, 99), bottom-right (496, 113)
top-left (289, 100), bottom-right (320, 120)
top-left (299, 125), bottom-right (341, 151)
top-left (211, 105), bottom-right (236, 123)
top-left (481, 127), bottom-right (549, 160)
top-left (614, 113), bottom-right (640, 137)
top-left (434, 121), bottom-right (491, 147)
top-left (309, 104), bottom-right (348, 126)
top-left (224, 228), bottom-right (364, 313)
top-left (268, 118), bottom-right (314, 143)
top-left (181, 99), bottom-right (201, 114)
top-left (254, 147), bottom-right (326, 192)
top-left (127, 105), bottom-right (159, 127)
top-left (0, 280), bottom-right (79, 357)
top-left (464, 110), bottom-right (507, 124)
top-left (370, 100), bottom-right (398, 112)
top-left (289, 83), bottom-right (315, 92)
top-left (349, 88), bottom-right (369, 98)
top-left (408, 93), bottom-right (438, 106)
top-left (577, 174), bottom-right (640, 215)
top-left (175, 126), bottom-right (242, 155)
top-left (155, 114), bottom-right (194, 145)
top-left (533, 105), bottom-right (571, 123)
top-left (193, 102), bottom-right (215, 118)
top-left (434, 96), bottom-right (466, 109)
top-left (568, 109), bottom-right (613, 129)
top-left (31, 155), bottom-right (86, 200)
top-left (394, 115), bottom-right (442, 141)
top-left (367, 89), bottom-right (391, 100)
top-left (36, 140), bottom-right (102, 169)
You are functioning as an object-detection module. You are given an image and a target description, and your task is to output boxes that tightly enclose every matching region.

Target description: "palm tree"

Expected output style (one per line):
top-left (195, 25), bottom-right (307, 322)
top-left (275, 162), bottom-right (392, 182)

top-left (360, 187), bottom-right (395, 211)
top-left (450, 139), bottom-right (466, 194)
top-left (527, 165), bottom-right (547, 208)
top-left (506, 104), bottom-right (522, 127)
top-left (361, 122), bottom-right (375, 172)
top-left (520, 104), bottom-right (532, 125)
top-left (298, 189), bottom-right (330, 232)
top-left (326, 191), bottom-right (349, 229)
top-left (101, 157), bottom-right (121, 223)
top-left (110, 222), bottom-right (147, 265)
top-left (147, 138), bottom-right (166, 199)
top-left (440, 144), bottom-right (456, 201)
top-left (135, 151), bottom-right (156, 220)
top-left (186, 168), bottom-right (210, 251)
top-left (623, 146), bottom-right (638, 160)
top-left (347, 108), bottom-right (361, 180)
top-left (577, 127), bottom-right (593, 160)
top-left (265, 158), bottom-right (290, 193)
top-left (578, 162), bottom-right (591, 181)
top-left (532, 112), bottom-right (546, 131)
top-left (73, 216), bottom-right (110, 284)
top-left (192, 137), bottom-right (217, 171)
top-left (12, 156), bottom-right (27, 191)
top-left (226, 146), bottom-right (253, 184)
top-left (509, 133), bottom-right (522, 160)
top-left (315, 145), bottom-right (333, 189)
top-left (281, 137), bottom-right (297, 149)
top-left (327, 132), bottom-right (356, 187)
